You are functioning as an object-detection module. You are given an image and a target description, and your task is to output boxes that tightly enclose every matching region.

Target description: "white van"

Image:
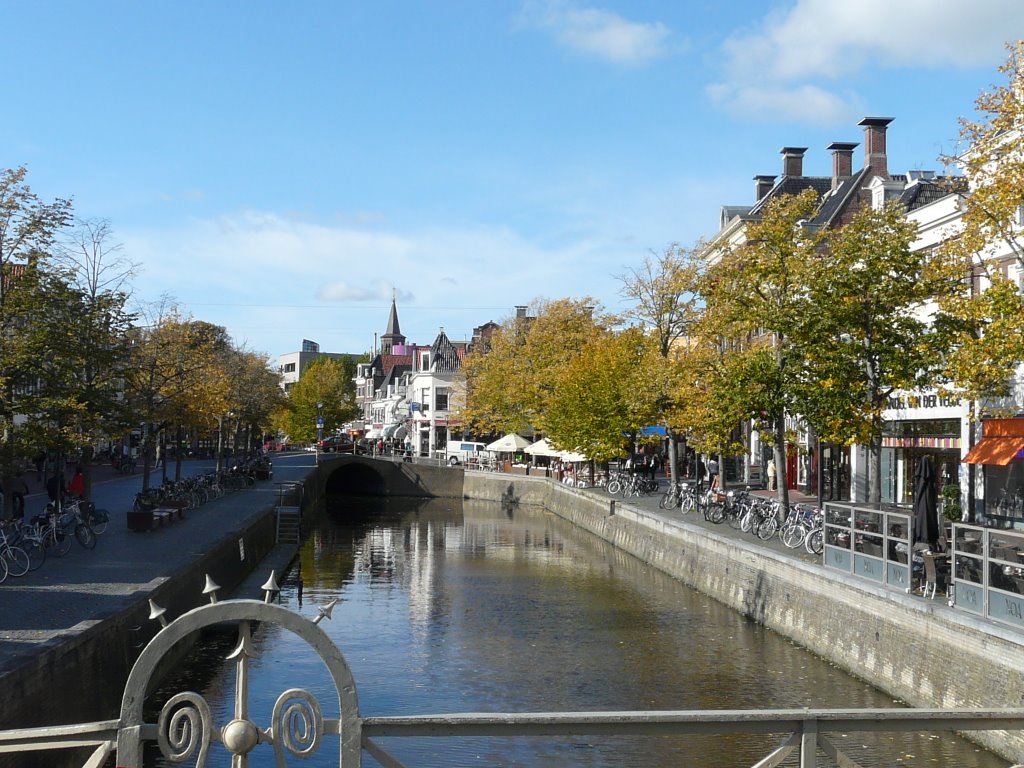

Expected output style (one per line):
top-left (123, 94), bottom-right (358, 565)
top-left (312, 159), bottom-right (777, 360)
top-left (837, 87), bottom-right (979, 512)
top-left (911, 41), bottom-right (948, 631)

top-left (445, 441), bottom-right (488, 465)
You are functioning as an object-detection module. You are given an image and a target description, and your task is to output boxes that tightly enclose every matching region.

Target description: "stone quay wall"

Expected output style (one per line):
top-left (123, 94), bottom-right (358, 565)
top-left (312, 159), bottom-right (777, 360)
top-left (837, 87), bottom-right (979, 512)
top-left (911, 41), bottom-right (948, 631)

top-left (0, 499), bottom-right (285, 768)
top-left (464, 472), bottom-right (1024, 761)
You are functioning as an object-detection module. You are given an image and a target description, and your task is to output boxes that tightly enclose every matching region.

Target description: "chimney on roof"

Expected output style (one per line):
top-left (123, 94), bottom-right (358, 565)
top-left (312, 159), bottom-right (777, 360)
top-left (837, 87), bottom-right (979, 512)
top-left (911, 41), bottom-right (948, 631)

top-left (754, 175), bottom-right (776, 200)
top-left (515, 305), bottom-right (527, 319)
top-left (781, 147), bottom-right (807, 177)
top-left (859, 117), bottom-right (893, 179)
top-left (828, 142), bottom-right (858, 192)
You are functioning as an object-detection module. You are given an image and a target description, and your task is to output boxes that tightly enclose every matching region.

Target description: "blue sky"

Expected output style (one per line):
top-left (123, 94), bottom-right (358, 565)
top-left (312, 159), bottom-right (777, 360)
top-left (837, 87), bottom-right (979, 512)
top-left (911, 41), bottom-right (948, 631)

top-left (3, 1), bottom-right (1022, 359)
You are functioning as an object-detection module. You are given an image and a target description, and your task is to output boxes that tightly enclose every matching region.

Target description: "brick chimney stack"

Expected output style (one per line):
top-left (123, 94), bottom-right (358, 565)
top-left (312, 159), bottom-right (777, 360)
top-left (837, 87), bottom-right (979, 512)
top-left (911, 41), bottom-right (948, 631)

top-left (858, 117), bottom-right (893, 179)
top-left (754, 175), bottom-right (776, 200)
top-left (780, 147), bottom-right (807, 177)
top-left (827, 142), bottom-right (858, 191)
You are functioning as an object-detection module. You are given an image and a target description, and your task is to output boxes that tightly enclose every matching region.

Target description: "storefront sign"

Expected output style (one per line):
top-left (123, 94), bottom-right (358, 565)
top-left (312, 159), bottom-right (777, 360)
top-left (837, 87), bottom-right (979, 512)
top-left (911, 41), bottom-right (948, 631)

top-left (887, 393), bottom-right (962, 411)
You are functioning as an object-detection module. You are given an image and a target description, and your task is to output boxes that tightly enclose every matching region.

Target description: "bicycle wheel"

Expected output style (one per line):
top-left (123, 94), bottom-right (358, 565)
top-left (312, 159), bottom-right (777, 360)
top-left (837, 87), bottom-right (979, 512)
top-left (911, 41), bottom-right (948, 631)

top-left (707, 502), bottom-right (726, 524)
top-left (0, 554), bottom-right (7, 584)
top-left (756, 514), bottom-right (779, 540)
top-left (22, 538), bottom-right (45, 571)
top-left (727, 505), bottom-right (745, 529)
top-left (75, 524), bottom-right (97, 550)
top-left (3, 546), bottom-right (30, 577)
top-left (780, 523), bottom-right (806, 549)
top-left (46, 527), bottom-right (73, 557)
top-left (740, 510), bottom-right (754, 533)
top-left (606, 480), bottom-right (621, 495)
top-left (680, 494), bottom-right (697, 515)
top-left (88, 509), bottom-right (109, 535)
top-left (805, 528), bottom-right (824, 555)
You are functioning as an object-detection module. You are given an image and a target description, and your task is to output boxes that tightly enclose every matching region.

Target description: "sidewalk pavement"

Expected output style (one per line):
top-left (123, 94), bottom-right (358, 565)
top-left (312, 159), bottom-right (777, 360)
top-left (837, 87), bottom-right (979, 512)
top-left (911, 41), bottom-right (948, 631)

top-left (0, 452), bottom-right (318, 677)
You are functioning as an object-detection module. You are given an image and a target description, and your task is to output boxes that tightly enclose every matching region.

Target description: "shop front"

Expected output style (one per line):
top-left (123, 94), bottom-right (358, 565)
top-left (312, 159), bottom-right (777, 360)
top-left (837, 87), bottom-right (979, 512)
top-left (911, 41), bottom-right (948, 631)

top-left (962, 418), bottom-right (1024, 528)
top-left (880, 420), bottom-right (961, 506)
top-left (880, 391), bottom-right (968, 508)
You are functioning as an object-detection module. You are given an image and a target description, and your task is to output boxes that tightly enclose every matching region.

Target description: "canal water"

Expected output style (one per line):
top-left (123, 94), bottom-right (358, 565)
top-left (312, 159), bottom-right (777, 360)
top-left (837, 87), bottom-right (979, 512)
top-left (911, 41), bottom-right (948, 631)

top-left (148, 494), bottom-right (1005, 767)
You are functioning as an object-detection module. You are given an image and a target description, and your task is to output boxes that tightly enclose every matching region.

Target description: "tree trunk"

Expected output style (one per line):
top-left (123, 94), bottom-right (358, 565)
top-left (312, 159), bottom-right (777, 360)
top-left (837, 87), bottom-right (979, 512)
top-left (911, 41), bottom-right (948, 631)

top-left (867, 436), bottom-right (882, 505)
top-left (174, 424), bottom-right (184, 482)
top-left (140, 424), bottom-right (153, 491)
top-left (81, 444), bottom-right (95, 501)
top-left (668, 433), bottom-right (678, 488)
top-left (774, 414), bottom-right (791, 511)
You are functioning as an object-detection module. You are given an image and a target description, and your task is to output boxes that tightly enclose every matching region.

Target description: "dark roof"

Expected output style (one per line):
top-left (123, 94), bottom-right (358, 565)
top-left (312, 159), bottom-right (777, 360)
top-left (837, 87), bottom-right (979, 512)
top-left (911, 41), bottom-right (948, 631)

top-left (430, 330), bottom-right (461, 373)
top-left (748, 176), bottom-right (832, 218)
top-left (811, 168), bottom-right (870, 227)
top-left (899, 176), bottom-right (966, 211)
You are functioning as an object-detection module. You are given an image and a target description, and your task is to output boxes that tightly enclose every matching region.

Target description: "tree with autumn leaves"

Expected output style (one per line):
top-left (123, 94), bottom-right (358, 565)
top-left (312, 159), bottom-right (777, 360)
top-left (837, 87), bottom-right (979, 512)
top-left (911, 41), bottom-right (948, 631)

top-left (932, 41), bottom-right (1024, 408)
top-left (278, 356), bottom-right (360, 444)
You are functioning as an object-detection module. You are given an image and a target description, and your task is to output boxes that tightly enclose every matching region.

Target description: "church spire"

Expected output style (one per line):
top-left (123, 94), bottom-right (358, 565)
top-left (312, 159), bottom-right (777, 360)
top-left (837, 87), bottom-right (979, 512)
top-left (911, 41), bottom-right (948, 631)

top-left (380, 293), bottom-right (405, 355)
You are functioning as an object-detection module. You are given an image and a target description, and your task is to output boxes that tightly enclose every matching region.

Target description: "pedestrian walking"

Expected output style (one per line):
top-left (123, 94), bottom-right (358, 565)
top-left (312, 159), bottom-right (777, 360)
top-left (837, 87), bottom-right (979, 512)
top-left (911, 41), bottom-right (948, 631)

top-left (67, 466), bottom-right (86, 500)
top-left (707, 457), bottom-right (720, 492)
top-left (11, 474), bottom-right (29, 520)
top-left (766, 458), bottom-right (776, 491)
top-left (33, 450), bottom-right (46, 482)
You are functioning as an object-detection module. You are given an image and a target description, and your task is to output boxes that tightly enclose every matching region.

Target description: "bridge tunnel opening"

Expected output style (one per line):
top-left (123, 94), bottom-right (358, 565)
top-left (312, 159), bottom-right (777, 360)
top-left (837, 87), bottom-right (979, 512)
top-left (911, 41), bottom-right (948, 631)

top-left (323, 462), bottom-right (388, 499)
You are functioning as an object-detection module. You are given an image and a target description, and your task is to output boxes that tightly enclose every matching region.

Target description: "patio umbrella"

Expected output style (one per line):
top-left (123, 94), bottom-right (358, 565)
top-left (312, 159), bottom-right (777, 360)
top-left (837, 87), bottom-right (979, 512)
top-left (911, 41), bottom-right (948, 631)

top-left (525, 438), bottom-right (562, 458)
top-left (485, 433), bottom-right (531, 453)
top-left (525, 438), bottom-right (586, 462)
top-left (913, 456), bottom-right (939, 549)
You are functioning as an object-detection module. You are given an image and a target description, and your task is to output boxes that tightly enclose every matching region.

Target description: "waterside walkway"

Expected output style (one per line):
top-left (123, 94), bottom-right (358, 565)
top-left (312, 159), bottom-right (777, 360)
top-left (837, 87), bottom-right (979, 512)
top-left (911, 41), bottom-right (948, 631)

top-left (0, 453), bottom-right (317, 678)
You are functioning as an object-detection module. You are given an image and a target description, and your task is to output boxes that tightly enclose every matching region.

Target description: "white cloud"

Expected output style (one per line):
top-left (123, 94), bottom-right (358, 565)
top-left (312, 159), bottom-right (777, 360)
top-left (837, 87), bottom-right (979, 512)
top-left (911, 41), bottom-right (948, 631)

top-left (318, 281), bottom-right (414, 303)
top-left (520, 0), bottom-right (672, 64)
top-left (710, 0), bottom-right (1024, 122)
top-left (119, 211), bottom-right (636, 353)
top-left (706, 82), bottom-right (861, 125)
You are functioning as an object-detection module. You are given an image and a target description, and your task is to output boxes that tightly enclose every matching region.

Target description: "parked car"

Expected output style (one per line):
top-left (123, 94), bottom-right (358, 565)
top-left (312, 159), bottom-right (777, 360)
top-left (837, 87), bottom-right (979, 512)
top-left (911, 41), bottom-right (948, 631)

top-left (318, 435), bottom-right (352, 452)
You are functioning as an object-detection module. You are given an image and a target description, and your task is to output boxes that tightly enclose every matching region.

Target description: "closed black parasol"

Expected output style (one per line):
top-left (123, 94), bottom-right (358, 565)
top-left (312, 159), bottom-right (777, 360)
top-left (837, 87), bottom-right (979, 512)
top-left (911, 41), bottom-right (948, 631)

top-left (913, 456), bottom-right (939, 549)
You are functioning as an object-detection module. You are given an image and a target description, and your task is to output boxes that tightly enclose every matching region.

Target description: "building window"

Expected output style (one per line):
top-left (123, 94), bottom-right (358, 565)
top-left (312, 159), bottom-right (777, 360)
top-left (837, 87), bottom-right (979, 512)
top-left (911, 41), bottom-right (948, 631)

top-left (283, 362), bottom-right (296, 373)
top-left (421, 353), bottom-right (430, 369)
top-left (435, 389), bottom-right (449, 411)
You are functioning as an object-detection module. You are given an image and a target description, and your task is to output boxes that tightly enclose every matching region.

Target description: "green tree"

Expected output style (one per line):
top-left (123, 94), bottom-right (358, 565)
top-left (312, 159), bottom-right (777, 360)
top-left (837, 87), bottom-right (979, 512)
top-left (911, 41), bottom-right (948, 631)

top-left (50, 217), bottom-right (137, 497)
top-left (701, 189), bottom-right (824, 508)
top-left (545, 327), bottom-right (664, 462)
top-left (0, 167), bottom-right (73, 509)
top-left (461, 298), bottom-right (604, 436)
top-left (125, 301), bottom-right (233, 489)
top-left (224, 348), bottom-right (288, 456)
top-left (933, 41), bottom-right (1024, 404)
top-left (618, 243), bottom-right (703, 480)
top-left (797, 203), bottom-right (935, 503)
top-left (284, 357), bottom-right (358, 443)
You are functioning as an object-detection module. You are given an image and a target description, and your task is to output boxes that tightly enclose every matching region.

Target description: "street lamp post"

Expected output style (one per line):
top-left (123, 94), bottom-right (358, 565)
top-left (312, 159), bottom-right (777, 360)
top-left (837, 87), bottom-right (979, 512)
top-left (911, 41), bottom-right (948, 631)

top-left (316, 402), bottom-right (324, 462)
top-left (216, 414), bottom-right (224, 474)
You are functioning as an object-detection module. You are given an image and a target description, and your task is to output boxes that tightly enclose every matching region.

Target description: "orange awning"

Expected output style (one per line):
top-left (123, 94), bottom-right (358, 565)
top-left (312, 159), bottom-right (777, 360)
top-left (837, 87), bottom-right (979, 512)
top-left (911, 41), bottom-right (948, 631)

top-left (962, 437), bottom-right (1024, 465)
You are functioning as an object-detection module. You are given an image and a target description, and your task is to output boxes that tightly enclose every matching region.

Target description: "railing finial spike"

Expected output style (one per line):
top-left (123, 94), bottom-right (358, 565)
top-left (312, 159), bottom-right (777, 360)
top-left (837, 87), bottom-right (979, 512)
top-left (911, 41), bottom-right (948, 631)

top-left (203, 575), bottom-right (221, 603)
top-left (148, 599), bottom-right (168, 628)
top-left (313, 598), bottom-right (339, 624)
top-left (262, 571), bottom-right (280, 603)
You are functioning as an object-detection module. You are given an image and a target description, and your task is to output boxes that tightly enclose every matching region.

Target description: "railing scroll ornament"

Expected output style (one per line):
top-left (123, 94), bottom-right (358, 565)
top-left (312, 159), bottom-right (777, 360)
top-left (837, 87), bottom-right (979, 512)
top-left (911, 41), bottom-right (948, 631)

top-left (116, 571), bottom-right (359, 767)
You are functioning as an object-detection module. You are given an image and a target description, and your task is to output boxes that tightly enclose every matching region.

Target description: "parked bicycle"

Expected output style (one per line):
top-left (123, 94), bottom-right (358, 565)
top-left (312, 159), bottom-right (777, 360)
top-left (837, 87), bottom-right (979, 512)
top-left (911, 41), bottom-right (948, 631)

top-left (0, 521), bottom-right (31, 579)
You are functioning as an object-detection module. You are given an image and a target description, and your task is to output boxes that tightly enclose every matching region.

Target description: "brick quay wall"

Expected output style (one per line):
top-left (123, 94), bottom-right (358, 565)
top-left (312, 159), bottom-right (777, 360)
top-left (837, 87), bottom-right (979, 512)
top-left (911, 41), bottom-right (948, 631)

top-left (464, 472), bottom-right (1024, 762)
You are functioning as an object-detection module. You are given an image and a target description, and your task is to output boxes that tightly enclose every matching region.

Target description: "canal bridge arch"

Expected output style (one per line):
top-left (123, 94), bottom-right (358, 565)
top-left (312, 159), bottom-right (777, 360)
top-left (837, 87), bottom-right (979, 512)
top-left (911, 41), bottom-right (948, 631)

top-left (317, 455), bottom-right (463, 499)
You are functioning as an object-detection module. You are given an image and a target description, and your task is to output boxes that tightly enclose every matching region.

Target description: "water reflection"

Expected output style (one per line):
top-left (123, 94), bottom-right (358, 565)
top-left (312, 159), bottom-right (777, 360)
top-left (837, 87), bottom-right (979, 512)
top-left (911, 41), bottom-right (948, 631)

top-left (148, 495), bottom-right (1004, 767)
